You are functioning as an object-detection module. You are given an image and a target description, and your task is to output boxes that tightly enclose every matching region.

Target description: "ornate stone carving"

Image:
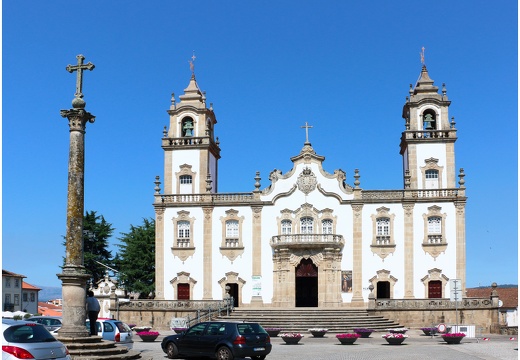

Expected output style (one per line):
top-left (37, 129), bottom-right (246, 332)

top-left (297, 167), bottom-right (317, 195)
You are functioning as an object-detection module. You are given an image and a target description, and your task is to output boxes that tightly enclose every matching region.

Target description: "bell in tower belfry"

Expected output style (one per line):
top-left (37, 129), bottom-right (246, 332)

top-left (423, 113), bottom-right (435, 130)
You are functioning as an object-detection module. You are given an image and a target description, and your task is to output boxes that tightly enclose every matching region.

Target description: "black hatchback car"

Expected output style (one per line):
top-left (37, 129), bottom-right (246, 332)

top-left (161, 321), bottom-right (272, 360)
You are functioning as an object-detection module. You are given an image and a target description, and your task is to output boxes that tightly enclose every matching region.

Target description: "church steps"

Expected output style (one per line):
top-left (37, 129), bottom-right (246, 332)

top-left (218, 309), bottom-right (403, 333)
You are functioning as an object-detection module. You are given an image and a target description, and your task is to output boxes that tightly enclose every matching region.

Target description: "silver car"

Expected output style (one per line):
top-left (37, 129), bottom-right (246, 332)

top-left (2, 319), bottom-right (71, 360)
top-left (26, 316), bottom-right (63, 332)
top-left (86, 318), bottom-right (134, 349)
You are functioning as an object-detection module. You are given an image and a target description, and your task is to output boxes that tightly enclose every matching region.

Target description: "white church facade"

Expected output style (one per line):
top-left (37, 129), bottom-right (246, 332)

top-left (153, 64), bottom-right (467, 308)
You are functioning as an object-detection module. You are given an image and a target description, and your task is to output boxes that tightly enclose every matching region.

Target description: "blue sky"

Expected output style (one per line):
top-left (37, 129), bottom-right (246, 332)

top-left (2, 1), bottom-right (517, 289)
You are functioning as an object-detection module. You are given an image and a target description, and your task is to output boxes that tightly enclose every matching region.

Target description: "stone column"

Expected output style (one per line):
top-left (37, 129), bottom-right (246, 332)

top-left (154, 206), bottom-right (165, 299)
top-left (455, 201), bottom-right (467, 293)
top-left (57, 55), bottom-right (95, 338)
top-left (57, 106), bottom-right (94, 338)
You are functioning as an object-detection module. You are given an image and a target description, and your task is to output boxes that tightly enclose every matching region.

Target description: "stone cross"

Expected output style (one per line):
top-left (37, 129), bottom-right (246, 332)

top-left (301, 122), bottom-right (313, 144)
top-left (66, 54), bottom-right (95, 98)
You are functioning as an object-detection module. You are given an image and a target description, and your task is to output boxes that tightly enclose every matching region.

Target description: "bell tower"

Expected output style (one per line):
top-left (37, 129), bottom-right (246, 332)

top-left (162, 71), bottom-right (220, 194)
top-left (400, 64), bottom-right (457, 190)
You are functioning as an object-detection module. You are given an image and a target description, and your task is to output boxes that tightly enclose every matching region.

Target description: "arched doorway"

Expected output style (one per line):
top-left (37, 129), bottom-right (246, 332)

top-left (376, 281), bottom-right (390, 299)
top-left (295, 258), bottom-right (318, 307)
top-left (226, 283), bottom-right (239, 307)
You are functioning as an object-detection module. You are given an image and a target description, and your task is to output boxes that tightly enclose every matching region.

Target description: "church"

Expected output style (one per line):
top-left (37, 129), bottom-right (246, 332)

top-left (153, 63), bottom-right (467, 308)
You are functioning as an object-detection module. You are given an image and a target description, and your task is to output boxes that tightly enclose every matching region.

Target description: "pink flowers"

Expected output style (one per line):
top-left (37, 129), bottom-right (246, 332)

top-left (382, 333), bottom-right (408, 339)
top-left (336, 333), bottom-right (361, 339)
top-left (137, 331), bottom-right (160, 336)
top-left (443, 332), bottom-right (466, 337)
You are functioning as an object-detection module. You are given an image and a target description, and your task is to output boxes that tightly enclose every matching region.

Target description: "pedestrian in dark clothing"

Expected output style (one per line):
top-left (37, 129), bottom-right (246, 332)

top-left (86, 290), bottom-right (100, 335)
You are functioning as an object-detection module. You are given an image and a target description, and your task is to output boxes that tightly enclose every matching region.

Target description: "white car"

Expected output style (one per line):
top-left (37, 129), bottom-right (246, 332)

top-left (2, 319), bottom-right (71, 360)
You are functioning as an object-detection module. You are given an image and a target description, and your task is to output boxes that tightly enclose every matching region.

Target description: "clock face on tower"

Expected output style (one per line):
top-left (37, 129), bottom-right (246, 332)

top-left (297, 168), bottom-right (317, 195)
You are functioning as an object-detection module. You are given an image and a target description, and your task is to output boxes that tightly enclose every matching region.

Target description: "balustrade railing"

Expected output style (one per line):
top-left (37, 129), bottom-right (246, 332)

top-left (271, 234), bottom-right (344, 246)
top-left (374, 298), bottom-right (493, 309)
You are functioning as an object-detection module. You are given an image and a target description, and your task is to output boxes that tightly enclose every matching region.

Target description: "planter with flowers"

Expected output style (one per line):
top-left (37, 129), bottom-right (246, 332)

top-left (420, 327), bottom-right (438, 336)
top-left (388, 328), bottom-right (408, 334)
top-left (264, 328), bottom-right (282, 337)
top-left (382, 333), bottom-right (408, 345)
top-left (280, 333), bottom-right (303, 344)
top-left (354, 328), bottom-right (374, 338)
top-left (136, 331), bottom-right (160, 342)
top-left (336, 333), bottom-right (361, 345)
top-left (133, 326), bottom-right (151, 333)
top-left (441, 332), bottom-right (466, 344)
top-left (308, 328), bottom-right (328, 338)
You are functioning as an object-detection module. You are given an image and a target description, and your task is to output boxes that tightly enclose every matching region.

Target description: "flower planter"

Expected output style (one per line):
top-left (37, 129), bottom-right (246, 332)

top-left (421, 328), bottom-right (438, 336)
top-left (442, 335), bottom-right (464, 344)
top-left (265, 329), bottom-right (282, 337)
top-left (385, 337), bottom-right (406, 345)
top-left (337, 337), bottom-right (358, 345)
top-left (355, 331), bottom-right (372, 338)
top-left (138, 334), bottom-right (159, 342)
top-left (388, 328), bottom-right (408, 334)
top-left (309, 330), bottom-right (327, 338)
top-left (281, 336), bottom-right (302, 344)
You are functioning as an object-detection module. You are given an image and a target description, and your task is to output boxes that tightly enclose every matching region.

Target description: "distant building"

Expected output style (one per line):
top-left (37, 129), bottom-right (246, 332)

top-left (38, 301), bottom-right (63, 317)
top-left (21, 282), bottom-right (40, 314)
top-left (467, 286), bottom-right (518, 331)
top-left (153, 65), bottom-right (468, 308)
top-left (2, 270), bottom-right (25, 312)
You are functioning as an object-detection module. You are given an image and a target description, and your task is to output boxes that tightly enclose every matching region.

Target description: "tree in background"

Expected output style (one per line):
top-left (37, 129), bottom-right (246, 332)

top-left (115, 218), bottom-right (155, 298)
top-left (83, 211), bottom-right (114, 286)
top-left (63, 210), bottom-right (114, 287)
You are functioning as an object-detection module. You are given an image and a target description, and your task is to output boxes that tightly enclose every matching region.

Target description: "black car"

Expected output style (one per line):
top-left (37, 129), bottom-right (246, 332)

top-left (161, 321), bottom-right (272, 360)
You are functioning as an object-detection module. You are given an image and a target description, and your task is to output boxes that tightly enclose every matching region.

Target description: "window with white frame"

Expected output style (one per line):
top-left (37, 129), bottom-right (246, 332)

top-left (6, 278), bottom-right (10, 288)
top-left (225, 220), bottom-right (239, 247)
top-left (300, 217), bottom-right (314, 234)
top-left (180, 175), bottom-right (192, 184)
top-left (322, 219), bottom-right (333, 234)
top-left (376, 217), bottom-right (391, 245)
top-left (425, 169), bottom-right (439, 189)
top-left (428, 216), bottom-right (442, 243)
top-left (30, 293), bottom-right (35, 302)
top-left (5, 294), bottom-right (10, 305)
top-left (14, 279), bottom-right (19, 288)
top-left (23, 293), bottom-right (27, 302)
top-left (177, 221), bottom-right (191, 247)
top-left (281, 220), bottom-right (292, 235)
top-left (14, 294), bottom-right (19, 305)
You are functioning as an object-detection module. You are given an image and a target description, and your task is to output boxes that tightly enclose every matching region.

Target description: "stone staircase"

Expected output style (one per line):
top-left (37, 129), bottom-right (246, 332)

top-left (218, 308), bottom-right (403, 333)
top-left (59, 336), bottom-right (146, 360)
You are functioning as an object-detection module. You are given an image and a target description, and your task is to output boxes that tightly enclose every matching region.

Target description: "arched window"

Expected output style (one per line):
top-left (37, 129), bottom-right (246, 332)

top-left (322, 219), bottom-right (333, 234)
top-left (181, 117), bottom-right (194, 137)
top-left (300, 217), bottom-right (314, 234)
top-left (422, 110), bottom-right (437, 130)
top-left (281, 220), bottom-right (292, 235)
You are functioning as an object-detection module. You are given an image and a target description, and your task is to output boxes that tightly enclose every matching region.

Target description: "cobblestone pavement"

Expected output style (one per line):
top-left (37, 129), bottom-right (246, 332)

top-left (133, 330), bottom-right (518, 360)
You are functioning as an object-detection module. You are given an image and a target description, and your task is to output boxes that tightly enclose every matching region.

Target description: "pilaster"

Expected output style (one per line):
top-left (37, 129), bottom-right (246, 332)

top-left (350, 203), bottom-right (364, 307)
top-left (403, 202), bottom-right (415, 299)
top-left (202, 206), bottom-right (214, 299)
top-left (251, 206), bottom-right (263, 305)
top-left (154, 207), bottom-right (165, 299)
top-left (455, 201), bottom-right (467, 293)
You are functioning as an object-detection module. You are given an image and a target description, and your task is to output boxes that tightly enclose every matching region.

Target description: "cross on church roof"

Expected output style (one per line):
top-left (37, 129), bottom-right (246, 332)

top-left (301, 122), bottom-right (313, 145)
top-left (420, 46), bottom-right (426, 65)
top-left (189, 51), bottom-right (196, 73)
top-left (66, 54), bottom-right (95, 99)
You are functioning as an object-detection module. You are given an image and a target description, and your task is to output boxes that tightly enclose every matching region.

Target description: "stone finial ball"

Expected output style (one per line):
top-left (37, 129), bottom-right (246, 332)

top-left (72, 97), bottom-right (86, 109)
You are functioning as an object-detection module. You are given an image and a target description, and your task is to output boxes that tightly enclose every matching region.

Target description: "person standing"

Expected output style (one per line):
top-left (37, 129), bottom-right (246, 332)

top-left (86, 290), bottom-right (100, 336)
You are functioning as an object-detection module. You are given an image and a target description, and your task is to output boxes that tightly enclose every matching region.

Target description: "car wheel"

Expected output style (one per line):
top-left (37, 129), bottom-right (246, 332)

top-left (166, 342), bottom-right (178, 359)
top-left (216, 346), bottom-right (234, 360)
top-left (250, 356), bottom-right (266, 360)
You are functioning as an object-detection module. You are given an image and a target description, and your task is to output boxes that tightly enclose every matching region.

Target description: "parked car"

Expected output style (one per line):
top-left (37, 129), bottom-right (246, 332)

top-left (26, 315), bottom-right (63, 332)
top-left (161, 321), bottom-right (272, 360)
top-left (2, 319), bottom-right (71, 360)
top-left (86, 318), bottom-right (134, 349)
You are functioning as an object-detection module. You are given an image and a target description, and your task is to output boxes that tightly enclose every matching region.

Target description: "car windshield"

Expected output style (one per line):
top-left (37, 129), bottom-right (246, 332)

top-left (3, 323), bottom-right (57, 343)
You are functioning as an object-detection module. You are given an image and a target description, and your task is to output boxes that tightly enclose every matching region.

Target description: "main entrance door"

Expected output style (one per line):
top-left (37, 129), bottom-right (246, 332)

top-left (226, 283), bottom-right (239, 307)
top-left (295, 258), bottom-right (318, 307)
